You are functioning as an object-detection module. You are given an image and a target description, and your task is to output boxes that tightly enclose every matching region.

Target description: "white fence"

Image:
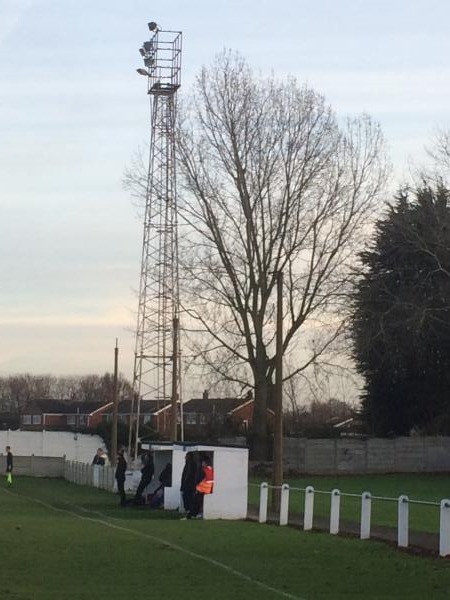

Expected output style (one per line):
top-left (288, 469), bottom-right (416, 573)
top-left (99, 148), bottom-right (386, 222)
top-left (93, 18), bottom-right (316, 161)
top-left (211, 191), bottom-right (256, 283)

top-left (256, 482), bottom-right (450, 558)
top-left (64, 461), bottom-right (115, 491)
top-left (64, 461), bottom-right (141, 493)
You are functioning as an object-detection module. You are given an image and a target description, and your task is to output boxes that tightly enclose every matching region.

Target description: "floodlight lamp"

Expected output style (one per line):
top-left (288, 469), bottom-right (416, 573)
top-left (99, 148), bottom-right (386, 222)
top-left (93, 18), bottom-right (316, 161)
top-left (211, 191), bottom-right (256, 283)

top-left (139, 47), bottom-right (145, 57)
top-left (136, 68), bottom-right (150, 76)
top-left (144, 57), bottom-right (155, 68)
top-left (143, 41), bottom-right (154, 52)
top-left (148, 21), bottom-right (158, 31)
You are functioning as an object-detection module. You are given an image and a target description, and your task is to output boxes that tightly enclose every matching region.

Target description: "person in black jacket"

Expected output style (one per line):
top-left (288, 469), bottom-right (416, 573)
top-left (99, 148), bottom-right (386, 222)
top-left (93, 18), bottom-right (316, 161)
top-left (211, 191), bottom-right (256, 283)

top-left (5, 446), bottom-right (13, 487)
top-left (115, 448), bottom-right (127, 507)
top-left (92, 448), bottom-right (106, 466)
top-left (134, 451), bottom-right (154, 505)
top-left (180, 452), bottom-right (196, 514)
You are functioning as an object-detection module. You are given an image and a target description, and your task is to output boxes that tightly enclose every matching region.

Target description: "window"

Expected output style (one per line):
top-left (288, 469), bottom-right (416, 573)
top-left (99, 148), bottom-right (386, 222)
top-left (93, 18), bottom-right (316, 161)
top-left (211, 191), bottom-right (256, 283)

top-left (185, 413), bottom-right (197, 425)
top-left (79, 415), bottom-right (86, 426)
top-left (200, 414), bottom-right (207, 425)
top-left (67, 415), bottom-right (76, 425)
top-left (32, 415), bottom-right (42, 425)
top-left (22, 415), bottom-right (31, 425)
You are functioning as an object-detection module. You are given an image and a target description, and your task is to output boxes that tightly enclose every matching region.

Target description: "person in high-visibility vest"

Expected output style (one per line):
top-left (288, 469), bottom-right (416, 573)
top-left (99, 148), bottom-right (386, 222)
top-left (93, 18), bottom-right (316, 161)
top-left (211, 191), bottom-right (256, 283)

top-left (185, 455), bottom-right (214, 519)
top-left (5, 446), bottom-right (13, 487)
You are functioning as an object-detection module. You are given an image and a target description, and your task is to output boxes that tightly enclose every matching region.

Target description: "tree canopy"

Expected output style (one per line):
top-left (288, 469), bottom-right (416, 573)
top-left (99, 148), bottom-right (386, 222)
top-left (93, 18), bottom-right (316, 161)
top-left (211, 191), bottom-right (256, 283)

top-left (176, 52), bottom-right (388, 456)
top-left (125, 51), bottom-right (388, 458)
top-left (351, 184), bottom-right (450, 435)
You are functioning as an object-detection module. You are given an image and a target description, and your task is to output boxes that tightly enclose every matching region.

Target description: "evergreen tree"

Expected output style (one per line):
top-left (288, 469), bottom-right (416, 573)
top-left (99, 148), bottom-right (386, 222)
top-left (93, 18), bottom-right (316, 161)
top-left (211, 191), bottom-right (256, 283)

top-left (351, 185), bottom-right (450, 435)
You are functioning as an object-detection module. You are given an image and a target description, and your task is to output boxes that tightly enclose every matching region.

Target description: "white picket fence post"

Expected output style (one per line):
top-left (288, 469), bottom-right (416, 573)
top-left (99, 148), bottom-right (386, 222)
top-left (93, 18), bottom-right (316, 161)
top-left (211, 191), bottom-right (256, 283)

top-left (330, 489), bottom-right (340, 535)
top-left (107, 466), bottom-right (114, 491)
top-left (360, 491), bottom-right (372, 540)
top-left (93, 465), bottom-right (100, 488)
top-left (439, 499), bottom-right (450, 557)
top-left (280, 484), bottom-right (289, 526)
top-left (398, 495), bottom-right (409, 548)
top-left (304, 486), bottom-right (314, 531)
top-left (259, 482), bottom-right (268, 523)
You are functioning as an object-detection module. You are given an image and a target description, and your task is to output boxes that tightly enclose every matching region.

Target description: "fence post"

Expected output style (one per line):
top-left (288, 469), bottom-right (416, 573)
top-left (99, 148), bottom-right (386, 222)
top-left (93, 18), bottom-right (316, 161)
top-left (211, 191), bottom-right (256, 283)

top-left (330, 489), bottom-right (340, 535)
top-left (439, 499), bottom-right (450, 557)
top-left (280, 484), bottom-right (289, 526)
top-left (259, 482), bottom-right (269, 523)
top-left (93, 465), bottom-right (99, 487)
top-left (304, 486), bottom-right (314, 531)
top-left (360, 491), bottom-right (372, 540)
top-left (109, 466), bottom-right (115, 492)
top-left (398, 495), bottom-right (409, 548)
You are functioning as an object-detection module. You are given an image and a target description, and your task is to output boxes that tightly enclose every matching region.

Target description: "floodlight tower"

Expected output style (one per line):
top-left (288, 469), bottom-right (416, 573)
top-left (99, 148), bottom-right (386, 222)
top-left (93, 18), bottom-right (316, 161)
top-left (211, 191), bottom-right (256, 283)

top-left (131, 22), bottom-right (182, 456)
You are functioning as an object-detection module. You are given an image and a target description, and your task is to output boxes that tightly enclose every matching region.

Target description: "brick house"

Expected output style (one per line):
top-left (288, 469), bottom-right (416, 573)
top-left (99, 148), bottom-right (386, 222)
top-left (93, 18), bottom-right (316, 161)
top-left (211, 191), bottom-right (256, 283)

top-left (20, 399), bottom-right (112, 431)
top-left (102, 399), bottom-right (172, 431)
top-left (181, 391), bottom-right (274, 438)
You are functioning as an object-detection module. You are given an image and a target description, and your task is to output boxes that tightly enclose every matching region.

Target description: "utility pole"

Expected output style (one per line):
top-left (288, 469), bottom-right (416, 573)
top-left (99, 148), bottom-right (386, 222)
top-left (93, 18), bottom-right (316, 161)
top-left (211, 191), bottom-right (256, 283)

top-left (272, 271), bottom-right (284, 512)
top-left (111, 339), bottom-right (119, 466)
top-left (171, 317), bottom-right (179, 440)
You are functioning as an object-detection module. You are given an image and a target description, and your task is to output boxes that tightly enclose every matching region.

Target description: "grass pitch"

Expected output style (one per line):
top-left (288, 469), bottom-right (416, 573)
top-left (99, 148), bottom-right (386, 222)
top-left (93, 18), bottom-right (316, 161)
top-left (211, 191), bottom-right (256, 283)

top-left (1, 477), bottom-right (450, 599)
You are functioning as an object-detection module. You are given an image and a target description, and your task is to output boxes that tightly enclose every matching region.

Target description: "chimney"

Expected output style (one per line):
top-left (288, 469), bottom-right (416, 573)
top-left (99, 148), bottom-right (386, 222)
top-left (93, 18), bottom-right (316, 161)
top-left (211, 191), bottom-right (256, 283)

top-left (202, 389), bottom-right (209, 401)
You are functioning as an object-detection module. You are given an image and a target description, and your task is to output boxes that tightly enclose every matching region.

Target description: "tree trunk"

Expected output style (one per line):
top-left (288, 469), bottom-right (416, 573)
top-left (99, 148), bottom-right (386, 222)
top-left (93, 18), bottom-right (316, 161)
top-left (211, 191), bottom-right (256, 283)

top-left (252, 350), bottom-right (270, 460)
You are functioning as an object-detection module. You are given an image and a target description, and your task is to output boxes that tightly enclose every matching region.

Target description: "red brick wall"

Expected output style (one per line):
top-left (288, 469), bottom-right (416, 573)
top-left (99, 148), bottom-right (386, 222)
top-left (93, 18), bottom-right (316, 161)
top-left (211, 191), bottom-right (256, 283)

top-left (44, 415), bottom-right (67, 428)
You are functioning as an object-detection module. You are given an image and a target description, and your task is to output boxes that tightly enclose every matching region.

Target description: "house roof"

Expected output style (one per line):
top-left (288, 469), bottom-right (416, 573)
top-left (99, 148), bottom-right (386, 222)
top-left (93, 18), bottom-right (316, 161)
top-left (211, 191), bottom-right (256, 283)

top-left (22, 399), bottom-right (109, 415)
top-left (102, 399), bottom-right (171, 415)
top-left (183, 397), bottom-right (251, 414)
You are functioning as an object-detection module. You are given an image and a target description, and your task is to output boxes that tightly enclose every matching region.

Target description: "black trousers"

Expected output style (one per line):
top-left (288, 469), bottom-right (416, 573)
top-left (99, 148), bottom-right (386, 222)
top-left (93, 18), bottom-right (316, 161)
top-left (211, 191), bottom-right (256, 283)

top-left (189, 492), bottom-right (204, 517)
top-left (182, 488), bottom-right (195, 513)
top-left (134, 475), bottom-right (153, 502)
top-left (116, 477), bottom-right (126, 506)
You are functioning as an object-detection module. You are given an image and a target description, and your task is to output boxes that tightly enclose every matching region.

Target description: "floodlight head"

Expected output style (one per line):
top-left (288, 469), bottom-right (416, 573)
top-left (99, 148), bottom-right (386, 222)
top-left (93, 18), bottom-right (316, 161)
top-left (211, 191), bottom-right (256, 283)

top-left (139, 47), bottom-right (145, 57)
top-left (148, 21), bottom-right (158, 31)
top-left (144, 57), bottom-right (155, 68)
top-left (143, 41), bottom-right (154, 52)
top-left (136, 68), bottom-right (150, 76)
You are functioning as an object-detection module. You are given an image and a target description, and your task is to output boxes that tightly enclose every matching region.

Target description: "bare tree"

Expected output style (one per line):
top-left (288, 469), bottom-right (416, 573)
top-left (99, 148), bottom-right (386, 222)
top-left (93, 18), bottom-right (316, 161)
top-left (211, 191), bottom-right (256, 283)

top-left (175, 52), bottom-right (388, 458)
top-left (124, 52), bottom-right (388, 458)
top-left (428, 128), bottom-right (450, 172)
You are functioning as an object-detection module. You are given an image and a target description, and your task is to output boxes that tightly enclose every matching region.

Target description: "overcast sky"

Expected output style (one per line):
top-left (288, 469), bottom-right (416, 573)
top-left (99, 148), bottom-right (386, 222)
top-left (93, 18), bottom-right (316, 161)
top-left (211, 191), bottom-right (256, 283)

top-left (1, 0), bottom-right (449, 381)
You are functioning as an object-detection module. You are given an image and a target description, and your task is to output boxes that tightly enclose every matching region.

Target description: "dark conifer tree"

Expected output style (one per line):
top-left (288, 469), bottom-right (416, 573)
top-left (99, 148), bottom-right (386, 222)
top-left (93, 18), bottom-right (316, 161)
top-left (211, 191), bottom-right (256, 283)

top-left (351, 184), bottom-right (450, 435)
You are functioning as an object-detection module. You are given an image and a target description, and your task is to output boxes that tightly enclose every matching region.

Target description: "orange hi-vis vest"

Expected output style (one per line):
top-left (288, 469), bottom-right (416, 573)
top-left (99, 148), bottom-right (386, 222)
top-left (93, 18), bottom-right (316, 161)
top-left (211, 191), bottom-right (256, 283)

top-left (196, 465), bottom-right (214, 494)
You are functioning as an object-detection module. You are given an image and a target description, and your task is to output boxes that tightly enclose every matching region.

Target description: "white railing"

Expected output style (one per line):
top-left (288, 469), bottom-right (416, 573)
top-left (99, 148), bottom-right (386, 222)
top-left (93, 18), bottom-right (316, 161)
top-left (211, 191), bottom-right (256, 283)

top-left (255, 482), bottom-right (450, 558)
top-left (64, 460), bottom-right (115, 492)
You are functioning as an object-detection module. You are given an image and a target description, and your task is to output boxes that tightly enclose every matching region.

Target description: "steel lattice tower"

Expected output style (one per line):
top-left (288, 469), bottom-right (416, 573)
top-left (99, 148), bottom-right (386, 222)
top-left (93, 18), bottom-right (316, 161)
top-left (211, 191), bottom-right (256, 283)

top-left (131, 23), bottom-right (182, 456)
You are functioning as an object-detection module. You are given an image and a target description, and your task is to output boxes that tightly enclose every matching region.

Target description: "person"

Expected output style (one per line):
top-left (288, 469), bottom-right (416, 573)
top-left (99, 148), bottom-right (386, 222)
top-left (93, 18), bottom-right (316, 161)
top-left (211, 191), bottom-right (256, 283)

top-left (185, 455), bottom-right (214, 519)
top-left (180, 452), bottom-right (196, 514)
top-left (5, 446), bottom-right (13, 487)
top-left (158, 462), bottom-right (172, 487)
top-left (92, 448), bottom-right (106, 466)
top-left (115, 448), bottom-right (127, 507)
top-left (150, 462), bottom-right (172, 508)
top-left (134, 451), bottom-right (154, 505)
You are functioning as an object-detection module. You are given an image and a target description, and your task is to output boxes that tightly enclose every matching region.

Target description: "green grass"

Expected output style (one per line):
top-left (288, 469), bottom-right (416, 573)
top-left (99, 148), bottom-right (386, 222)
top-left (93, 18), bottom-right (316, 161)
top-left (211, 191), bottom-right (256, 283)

top-left (1, 477), bottom-right (450, 599)
top-left (249, 474), bottom-right (450, 533)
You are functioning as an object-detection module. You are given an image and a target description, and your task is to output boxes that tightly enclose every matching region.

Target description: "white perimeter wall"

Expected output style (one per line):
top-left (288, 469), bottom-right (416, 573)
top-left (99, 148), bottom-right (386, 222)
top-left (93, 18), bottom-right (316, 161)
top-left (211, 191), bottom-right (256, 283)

top-left (0, 430), bottom-right (107, 463)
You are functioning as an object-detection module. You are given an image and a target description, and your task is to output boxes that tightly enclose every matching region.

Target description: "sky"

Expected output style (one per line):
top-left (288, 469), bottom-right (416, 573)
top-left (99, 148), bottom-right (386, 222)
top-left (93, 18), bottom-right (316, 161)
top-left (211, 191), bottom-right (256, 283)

top-left (1, 0), bottom-right (449, 383)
